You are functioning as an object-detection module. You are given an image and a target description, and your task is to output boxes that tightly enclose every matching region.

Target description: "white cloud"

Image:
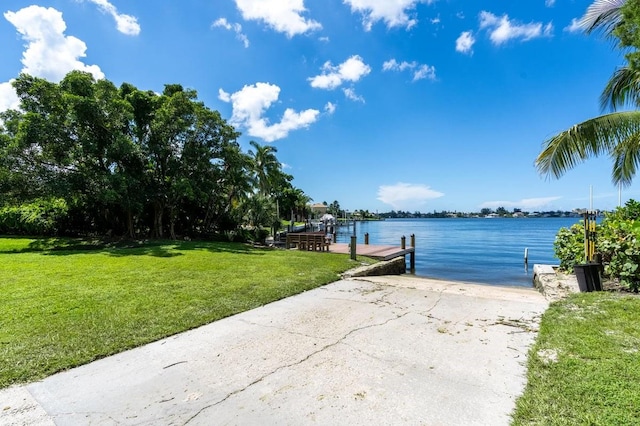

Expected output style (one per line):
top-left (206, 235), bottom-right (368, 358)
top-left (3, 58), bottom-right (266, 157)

top-left (81, 0), bottom-right (140, 35)
top-left (545, 0), bottom-right (556, 6)
top-left (479, 196), bottom-right (562, 210)
top-left (479, 11), bottom-right (553, 45)
top-left (456, 31), bottom-right (475, 54)
top-left (213, 18), bottom-right (250, 48)
top-left (324, 102), bottom-right (336, 114)
top-left (382, 59), bottom-right (435, 81)
top-left (343, 87), bottom-right (365, 102)
top-left (319, 36), bottom-right (330, 42)
top-left (234, 0), bottom-right (321, 37)
top-left (343, 0), bottom-right (432, 31)
top-left (412, 64), bottom-right (436, 81)
top-left (0, 81), bottom-right (20, 112)
top-left (308, 55), bottom-right (371, 90)
top-left (377, 183), bottom-right (444, 210)
top-left (1, 5), bottom-right (104, 113)
top-left (564, 18), bottom-right (582, 33)
top-left (218, 82), bottom-right (320, 142)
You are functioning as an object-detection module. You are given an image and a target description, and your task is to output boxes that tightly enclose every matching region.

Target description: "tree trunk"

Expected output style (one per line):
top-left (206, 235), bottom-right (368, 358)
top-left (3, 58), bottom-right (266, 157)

top-left (169, 205), bottom-right (177, 240)
top-left (127, 210), bottom-right (134, 239)
top-left (153, 201), bottom-right (164, 238)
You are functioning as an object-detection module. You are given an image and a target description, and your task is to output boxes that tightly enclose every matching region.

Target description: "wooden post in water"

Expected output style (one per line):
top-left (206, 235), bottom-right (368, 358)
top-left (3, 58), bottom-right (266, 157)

top-left (364, 233), bottom-right (369, 245)
top-left (410, 234), bottom-right (416, 273)
top-left (350, 235), bottom-right (357, 260)
top-left (401, 235), bottom-right (406, 249)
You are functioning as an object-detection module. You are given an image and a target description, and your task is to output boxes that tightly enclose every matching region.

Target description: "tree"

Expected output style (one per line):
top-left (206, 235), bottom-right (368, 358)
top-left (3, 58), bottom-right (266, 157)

top-left (495, 206), bottom-right (508, 216)
top-left (536, 0), bottom-right (640, 187)
top-left (248, 141), bottom-right (281, 196)
top-left (327, 200), bottom-right (341, 216)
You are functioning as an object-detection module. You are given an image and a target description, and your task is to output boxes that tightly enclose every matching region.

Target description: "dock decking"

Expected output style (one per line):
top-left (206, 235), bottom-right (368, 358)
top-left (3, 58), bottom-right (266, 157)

top-left (327, 243), bottom-right (414, 262)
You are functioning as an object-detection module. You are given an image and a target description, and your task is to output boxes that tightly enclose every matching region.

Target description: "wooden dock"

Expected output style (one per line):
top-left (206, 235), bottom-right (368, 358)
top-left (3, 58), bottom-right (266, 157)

top-left (327, 243), bottom-right (414, 262)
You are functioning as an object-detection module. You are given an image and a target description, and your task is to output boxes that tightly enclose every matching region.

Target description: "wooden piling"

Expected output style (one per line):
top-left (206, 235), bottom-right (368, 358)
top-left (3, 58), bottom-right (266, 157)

top-left (410, 234), bottom-right (416, 273)
top-left (365, 233), bottom-right (369, 245)
top-left (350, 235), bottom-right (357, 260)
top-left (401, 236), bottom-right (406, 249)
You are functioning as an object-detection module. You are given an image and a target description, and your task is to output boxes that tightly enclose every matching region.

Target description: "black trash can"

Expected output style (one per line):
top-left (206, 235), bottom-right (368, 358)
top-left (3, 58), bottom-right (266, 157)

top-left (574, 263), bottom-right (602, 292)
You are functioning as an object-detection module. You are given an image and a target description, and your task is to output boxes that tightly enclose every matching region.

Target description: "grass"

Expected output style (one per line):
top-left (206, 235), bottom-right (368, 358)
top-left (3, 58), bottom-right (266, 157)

top-left (512, 292), bottom-right (640, 425)
top-left (0, 236), bottom-right (373, 389)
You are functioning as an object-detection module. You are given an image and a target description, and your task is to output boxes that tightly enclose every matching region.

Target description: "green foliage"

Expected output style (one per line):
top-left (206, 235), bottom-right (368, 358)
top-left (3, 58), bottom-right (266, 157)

top-left (554, 222), bottom-right (588, 272)
top-left (0, 198), bottom-right (68, 235)
top-left (554, 200), bottom-right (640, 291)
top-left (598, 199), bottom-right (640, 291)
top-left (0, 71), bottom-right (304, 239)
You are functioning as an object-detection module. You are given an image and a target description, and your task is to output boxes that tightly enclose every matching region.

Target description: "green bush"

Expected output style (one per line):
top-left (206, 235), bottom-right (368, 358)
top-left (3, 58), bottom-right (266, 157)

top-left (598, 200), bottom-right (640, 292)
top-left (554, 200), bottom-right (640, 292)
top-left (554, 222), bottom-right (589, 272)
top-left (0, 198), bottom-right (69, 235)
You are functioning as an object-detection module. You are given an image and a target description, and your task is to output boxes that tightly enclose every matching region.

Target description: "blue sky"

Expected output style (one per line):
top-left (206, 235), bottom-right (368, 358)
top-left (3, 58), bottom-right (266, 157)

top-left (1, 0), bottom-right (638, 213)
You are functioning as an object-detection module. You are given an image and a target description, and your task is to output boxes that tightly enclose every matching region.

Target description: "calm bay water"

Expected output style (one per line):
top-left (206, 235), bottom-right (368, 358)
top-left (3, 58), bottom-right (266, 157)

top-left (334, 217), bottom-right (581, 287)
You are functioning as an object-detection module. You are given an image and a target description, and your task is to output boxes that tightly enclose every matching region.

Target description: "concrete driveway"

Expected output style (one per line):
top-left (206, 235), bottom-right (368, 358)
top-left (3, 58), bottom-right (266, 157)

top-left (1, 276), bottom-right (548, 425)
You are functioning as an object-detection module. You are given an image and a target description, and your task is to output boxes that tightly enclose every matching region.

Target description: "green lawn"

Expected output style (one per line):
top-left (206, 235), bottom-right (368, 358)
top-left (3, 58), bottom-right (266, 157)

top-left (512, 292), bottom-right (640, 425)
top-left (0, 237), bottom-right (371, 389)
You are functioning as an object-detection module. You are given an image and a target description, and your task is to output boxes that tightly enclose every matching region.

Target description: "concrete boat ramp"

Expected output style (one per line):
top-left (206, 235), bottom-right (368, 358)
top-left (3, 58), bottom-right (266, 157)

top-left (1, 275), bottom-right (548, 425)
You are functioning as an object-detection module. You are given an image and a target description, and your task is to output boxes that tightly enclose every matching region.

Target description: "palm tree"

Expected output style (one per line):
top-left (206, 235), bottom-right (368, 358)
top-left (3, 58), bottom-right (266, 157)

top-left (535, 0), bottom-right (640, 187)
top-left (248, 141), bottom-right (281, 196)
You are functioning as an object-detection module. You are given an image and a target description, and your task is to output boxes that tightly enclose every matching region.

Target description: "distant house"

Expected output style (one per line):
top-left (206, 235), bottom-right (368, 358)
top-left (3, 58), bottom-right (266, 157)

top-left (309, 203), bottom-right (328, 217)
top-left (513, 211), bottom-right (525, 218)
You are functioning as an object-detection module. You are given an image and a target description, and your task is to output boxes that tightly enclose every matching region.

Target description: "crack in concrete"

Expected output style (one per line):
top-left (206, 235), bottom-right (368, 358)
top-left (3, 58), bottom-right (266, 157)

top-left (236, 318), bottom-right (326, 340)
top-left (182, 311), bottom-right (412, 425)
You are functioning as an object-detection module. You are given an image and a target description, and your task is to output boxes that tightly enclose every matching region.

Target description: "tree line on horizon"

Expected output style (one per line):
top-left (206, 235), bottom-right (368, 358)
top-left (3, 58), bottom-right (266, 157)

top-left (0, 71), bottom-right (311, 239)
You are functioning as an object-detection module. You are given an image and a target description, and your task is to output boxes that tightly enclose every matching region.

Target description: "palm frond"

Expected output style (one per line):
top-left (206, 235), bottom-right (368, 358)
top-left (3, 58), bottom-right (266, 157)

top-left (600, 66), bottom-right (640, 111)
top-left (536, 111), bottom-right (640, 185)
top-left (611, 131), bottom-right (640, 186)
top-left (579, 0), bottom-right (626, 36)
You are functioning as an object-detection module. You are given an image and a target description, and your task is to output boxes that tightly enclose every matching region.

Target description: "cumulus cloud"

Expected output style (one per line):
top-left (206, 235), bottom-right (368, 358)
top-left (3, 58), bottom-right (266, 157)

top-left (81, 0), bottom-right (140, 35)
top-left (234, 0), bottom-right (321, 37)
top-left (343, 0), bottom-right (433, 31)
top-left (377, 183), bottom-right (444, 210)
top-left (564, 18), bottom-right (582, 33)
top-left (382, 59), bottom-right (435, 81)
top-left (1, 6), bottom-right (105, 113)
top-left (479, 196), bottom-right (562, 210)
top-left (308, 55), bottom-right (371, 90)
top-left (218, 82), bottom-right (320, 142)
top-left (213, 18), bottom-right (250, 48)
top-left (324, 102), bottom-right (336, 114)
top-left (479, 11), bottom-right (553, 45)
top-left (545, 0), bottom-right (556, 6)
top-left (456, 31), bottom-right (475, 54)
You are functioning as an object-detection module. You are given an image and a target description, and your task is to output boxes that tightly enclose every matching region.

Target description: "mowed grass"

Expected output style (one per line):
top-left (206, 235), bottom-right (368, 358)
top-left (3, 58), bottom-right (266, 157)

top-left (512, 292), bottom-right (640, 425)
top-left (0, 237), bottom-right (372, 388)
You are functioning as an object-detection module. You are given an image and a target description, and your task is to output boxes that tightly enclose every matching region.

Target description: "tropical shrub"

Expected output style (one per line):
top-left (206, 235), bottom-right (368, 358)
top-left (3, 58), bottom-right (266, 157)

top-left (0, 198), bottom-right (69, 235)
top-left (598, 200), bottom-right (640, 292)
top-left (554, 200), bottom-right (640, 292)
top-left (554, 222), bottom-right (588, 272)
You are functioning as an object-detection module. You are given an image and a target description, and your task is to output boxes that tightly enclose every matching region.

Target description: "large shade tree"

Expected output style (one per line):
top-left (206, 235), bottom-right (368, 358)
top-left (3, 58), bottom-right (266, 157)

top-left (536, 0), bottom-right (640, 187)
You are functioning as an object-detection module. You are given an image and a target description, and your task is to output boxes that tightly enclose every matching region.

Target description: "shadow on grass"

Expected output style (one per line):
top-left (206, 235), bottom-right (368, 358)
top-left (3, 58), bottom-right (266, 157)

top-left (0, 237), bottom-right (267, 258)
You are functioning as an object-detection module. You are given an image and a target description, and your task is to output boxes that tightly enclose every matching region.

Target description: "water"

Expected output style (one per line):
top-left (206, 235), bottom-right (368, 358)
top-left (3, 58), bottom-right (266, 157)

top-left (334, 217), bottom-right (581, 287)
